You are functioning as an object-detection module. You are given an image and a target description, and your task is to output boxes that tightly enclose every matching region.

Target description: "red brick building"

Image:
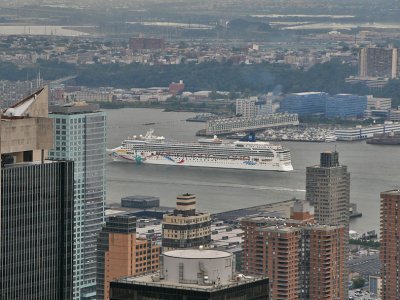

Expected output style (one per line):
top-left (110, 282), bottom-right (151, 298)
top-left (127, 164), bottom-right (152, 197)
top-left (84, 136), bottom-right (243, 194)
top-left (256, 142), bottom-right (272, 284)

top-left (129, 37), bottom-right (165, 50)
top-left (97, 215), bottom-right (161, 300)
top-left (242, 215), bottom-right (345, 300)
top-left (380, 190), bottom-right (400, 300)
top-left (308, 226), bottom-right (345, 300)
top-left (169, 80), bottom-right (185, 95)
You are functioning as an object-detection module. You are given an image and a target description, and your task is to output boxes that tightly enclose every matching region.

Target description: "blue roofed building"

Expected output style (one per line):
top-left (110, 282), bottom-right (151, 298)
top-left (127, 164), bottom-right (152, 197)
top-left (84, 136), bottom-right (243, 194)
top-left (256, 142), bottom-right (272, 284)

top-left (279, 92), bottom-right (328, 116)
top-left (326, 94), bottom-right (368, 118)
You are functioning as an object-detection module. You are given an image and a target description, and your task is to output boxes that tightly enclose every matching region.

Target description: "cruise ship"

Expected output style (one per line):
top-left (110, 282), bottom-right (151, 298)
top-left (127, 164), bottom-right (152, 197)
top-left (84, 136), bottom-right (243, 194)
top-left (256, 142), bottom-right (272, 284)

top-left (108, 130), bottom-right (293, 171)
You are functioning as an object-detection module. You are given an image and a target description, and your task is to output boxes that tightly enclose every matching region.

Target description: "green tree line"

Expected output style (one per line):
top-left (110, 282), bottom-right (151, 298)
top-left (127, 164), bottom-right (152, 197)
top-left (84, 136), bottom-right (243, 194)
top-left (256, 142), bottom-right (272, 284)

top-left (0, 59), bottom-right (399, 107)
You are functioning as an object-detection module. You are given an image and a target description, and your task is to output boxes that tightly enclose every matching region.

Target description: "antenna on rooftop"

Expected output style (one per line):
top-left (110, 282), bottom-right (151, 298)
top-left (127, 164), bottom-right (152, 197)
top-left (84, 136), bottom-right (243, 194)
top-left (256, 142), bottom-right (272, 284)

top-left (36, 70), bottom-right (41, 89)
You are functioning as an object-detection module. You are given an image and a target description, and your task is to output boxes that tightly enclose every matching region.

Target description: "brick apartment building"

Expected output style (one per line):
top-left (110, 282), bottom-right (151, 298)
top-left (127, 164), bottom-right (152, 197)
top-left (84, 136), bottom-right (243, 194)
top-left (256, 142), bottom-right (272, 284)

top-left (96, 215), bottom-right (161, 300)
top-left (241, 202), bottom-right (345, 299)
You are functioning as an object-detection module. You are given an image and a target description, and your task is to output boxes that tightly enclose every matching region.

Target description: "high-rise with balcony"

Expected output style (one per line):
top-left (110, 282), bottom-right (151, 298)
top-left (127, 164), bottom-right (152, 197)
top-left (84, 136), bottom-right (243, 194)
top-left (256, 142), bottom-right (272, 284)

top-left (263, 226), bottom-right (301, 300)
top-left (48, 102), bottom-right (107, 300)
top-left (359, 46), bottom-right (399, 79)
top-left (306, 151), bottom-right (350, 298)
top-left (162, 193), bottom-right (211, 251)
top-left (307, 225), bottom-right (345, 300)
top-left (380, 190), bottom-right (400, 300)
top-left (0, 87), bottom-right (74, 299)
top-left (96, 215), bottom-right (161, 300)
top-left (241, 215), bottom-right (345, 300)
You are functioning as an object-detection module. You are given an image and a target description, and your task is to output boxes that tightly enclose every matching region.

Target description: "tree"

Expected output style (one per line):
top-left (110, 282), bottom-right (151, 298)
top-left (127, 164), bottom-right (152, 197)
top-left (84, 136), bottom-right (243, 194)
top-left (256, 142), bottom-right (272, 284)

top-left (352, 276), bottom-right (366, 289)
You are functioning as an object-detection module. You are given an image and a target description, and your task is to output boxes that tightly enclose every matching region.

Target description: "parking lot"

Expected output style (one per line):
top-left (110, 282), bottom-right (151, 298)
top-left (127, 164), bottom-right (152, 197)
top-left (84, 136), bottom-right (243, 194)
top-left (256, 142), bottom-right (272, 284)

top-left (349, 289), bottom-right (380, 300)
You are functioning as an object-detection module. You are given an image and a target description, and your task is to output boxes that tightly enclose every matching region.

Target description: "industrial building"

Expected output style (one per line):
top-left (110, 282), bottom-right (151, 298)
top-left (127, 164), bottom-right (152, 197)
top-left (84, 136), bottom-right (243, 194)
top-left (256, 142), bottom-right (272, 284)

top-left (334, 122), bottom-right (400, 140)
top-left (205, 113), bottom-right (299, 135)
top-left (121, 195), bottom-right (160, 209)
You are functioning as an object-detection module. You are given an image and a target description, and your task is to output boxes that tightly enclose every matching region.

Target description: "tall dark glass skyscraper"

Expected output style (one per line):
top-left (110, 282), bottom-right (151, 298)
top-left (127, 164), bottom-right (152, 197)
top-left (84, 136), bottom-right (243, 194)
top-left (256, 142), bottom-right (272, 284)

top-left (0, 87), bottom-right (74, 299)
top-left (1, 161), bottom-right (74, 300)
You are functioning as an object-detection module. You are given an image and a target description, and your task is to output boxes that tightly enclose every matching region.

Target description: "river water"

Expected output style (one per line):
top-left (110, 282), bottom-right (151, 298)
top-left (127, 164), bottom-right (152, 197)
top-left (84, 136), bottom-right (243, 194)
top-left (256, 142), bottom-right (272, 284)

top-left (105, 108), bottom-right (400, 234)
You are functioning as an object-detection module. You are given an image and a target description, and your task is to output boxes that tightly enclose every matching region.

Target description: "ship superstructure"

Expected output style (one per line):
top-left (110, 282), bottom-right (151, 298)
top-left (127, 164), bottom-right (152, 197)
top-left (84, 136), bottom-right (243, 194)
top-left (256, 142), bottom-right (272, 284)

top-left (108, 130), bottom-right (293, 171)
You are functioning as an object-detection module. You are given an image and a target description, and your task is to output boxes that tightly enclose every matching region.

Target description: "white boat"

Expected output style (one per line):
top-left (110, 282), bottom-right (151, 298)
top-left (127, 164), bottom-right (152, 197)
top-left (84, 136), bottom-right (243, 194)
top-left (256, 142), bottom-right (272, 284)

top-left (325, 135), bottom-right (338, 142)
top-left (107, 129), bottom-right (293, 171)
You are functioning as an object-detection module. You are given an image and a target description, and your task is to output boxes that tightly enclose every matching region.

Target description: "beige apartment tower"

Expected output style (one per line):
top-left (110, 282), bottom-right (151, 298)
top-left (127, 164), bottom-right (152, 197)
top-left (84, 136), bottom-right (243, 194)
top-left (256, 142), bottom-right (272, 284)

top-left (162, 194), bottom-right (211, 251)
top-left (306, 151), bottom-right (350, 226)
top-left (306, 151), bottom-right (350, 299)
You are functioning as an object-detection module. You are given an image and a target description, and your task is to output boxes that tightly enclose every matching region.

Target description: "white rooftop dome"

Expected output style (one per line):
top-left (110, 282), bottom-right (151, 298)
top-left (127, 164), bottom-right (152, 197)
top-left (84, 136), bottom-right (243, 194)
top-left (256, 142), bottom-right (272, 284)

top-left (162, 248), bottom-right (235, 285)
top-left (164, 249), bottom-right (231, 259)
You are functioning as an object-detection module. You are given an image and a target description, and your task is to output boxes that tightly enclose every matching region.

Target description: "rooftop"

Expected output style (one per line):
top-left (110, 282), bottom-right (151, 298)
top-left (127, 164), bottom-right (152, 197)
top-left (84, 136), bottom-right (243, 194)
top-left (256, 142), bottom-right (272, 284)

top-left (49, 102), bottom-right (100, 114)
top-left (293, 92), bottom-right (325, 95)
top-left (114, 273), bottom-right (267, 292)
top-left (164, 249), bottom-right (231, 259)
top-left (2, 87), bottom-right (48, 119)
top-left (349, 254), bottom-right (380, 277)
top-left (381, 190), bottom-right (400, 195)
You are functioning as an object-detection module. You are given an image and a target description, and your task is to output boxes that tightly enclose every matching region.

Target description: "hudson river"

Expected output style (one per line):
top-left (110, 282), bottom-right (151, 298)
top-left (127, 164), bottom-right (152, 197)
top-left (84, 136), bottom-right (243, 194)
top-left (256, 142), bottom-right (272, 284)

top-left (105, 108), bottom-right (400, 234)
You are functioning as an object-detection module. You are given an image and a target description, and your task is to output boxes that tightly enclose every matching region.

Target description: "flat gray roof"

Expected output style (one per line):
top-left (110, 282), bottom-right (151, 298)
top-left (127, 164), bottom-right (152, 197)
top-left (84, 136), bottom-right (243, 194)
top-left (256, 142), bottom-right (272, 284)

top-left (115, 273), bottom-right (267, 292)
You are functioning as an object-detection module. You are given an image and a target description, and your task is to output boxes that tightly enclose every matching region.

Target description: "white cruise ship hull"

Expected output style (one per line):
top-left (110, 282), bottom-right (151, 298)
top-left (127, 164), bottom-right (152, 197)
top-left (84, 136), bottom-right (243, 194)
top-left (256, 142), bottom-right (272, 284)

top-left (109, 150), bottom-right (293, 172)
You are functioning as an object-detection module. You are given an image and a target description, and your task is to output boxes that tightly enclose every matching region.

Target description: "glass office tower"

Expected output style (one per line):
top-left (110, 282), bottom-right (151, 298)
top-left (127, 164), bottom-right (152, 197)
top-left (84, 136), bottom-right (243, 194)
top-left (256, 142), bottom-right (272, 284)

top-left (48, 103), bottom-right (106, 300)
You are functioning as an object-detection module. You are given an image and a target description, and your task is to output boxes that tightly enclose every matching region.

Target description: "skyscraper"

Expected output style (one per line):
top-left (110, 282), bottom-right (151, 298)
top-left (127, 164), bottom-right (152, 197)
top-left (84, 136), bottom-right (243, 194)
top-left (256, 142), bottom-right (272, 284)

top-left (359, 46), bottom-right (399, 79)
top-left (96, 215), bottom-right (161, 300)
top-left (380, 190), bottom-right (400, 300)
top-left (306, 151), bottom-right (350, 226)
top-left (48, 102), bottom-right (107, 300)
top-left (0, 87), bottom-right (74, 299)
top-left (162, 194), bottom-right (211, 251)
top-left (306, 151), bottom-right (350, 298)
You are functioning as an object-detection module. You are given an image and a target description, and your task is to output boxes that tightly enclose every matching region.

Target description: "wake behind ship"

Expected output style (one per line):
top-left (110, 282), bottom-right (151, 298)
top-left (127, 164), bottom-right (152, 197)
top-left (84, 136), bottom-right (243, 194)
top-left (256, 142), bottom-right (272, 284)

top-left (107, 130), bottom-right (293, 171)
